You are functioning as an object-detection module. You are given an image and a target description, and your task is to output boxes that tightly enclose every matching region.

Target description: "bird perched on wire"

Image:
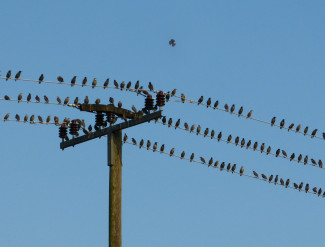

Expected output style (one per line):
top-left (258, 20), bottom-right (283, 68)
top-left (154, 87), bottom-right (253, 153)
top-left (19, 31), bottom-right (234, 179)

top-left (210, 130), bottom-right (215, 139)
top-left (46, 116), bottom-right (51, 124)
top-left (247, 110), bottom-right (253, 118)
top-left (303, 126), bottom-right (309, 136)
top-left (280, 119), bottom-right (285, 129)
top-left (238, 106), bottom-right (243, 116)
top-left (288, 123), bottom-right (294, 131)
top-left (6, 70), bottom-right (11, 81)
top-left (230, 104), bottom-right (235, 113)
top-left (160, 144), bottom-right (165, 153)
top-left (311, 129), bottom-right (317, 138)
top-left (190, 153), bottom-right (195, 162)
top-left (170, 148), bottom-right (175, 156)
top-left (206, 98), bottom-right (211, 108)
top-left (114, 80), bottom-right (119, 88)
top-left (214, 100), bottom-right (219, 109)
top-left (240, 166), bottom-right (244, 176)
top-left (38, 116), bottom-right (43, 123)
top-left (196, 125), bottom-right (201, 135)
top-left (4, 95), bottom-right (10, 100)
top-left (39, 74), bottom-right (44, 84)
top-left (35, 95), bottom-right (40, 102)
top-left (175, 119), bottom-right (180, 129)
top-left (148, 82), bottom-right (154, 91)
top-left (44, 95), bottom-right (49, 103)
top-left (4, 113), bottom-right (10, 121)
top-left (73, 97), bottom-right (79, 105)
top-left (190, 124), bottom-right (195, 133)
top-left (224, 104), bottom-right (229, 112)
top-left (198, 96), bottom-right (203, 105)
top-left (24, 114), bottom-right (28, 122)
top-left (15, 114), bottom-right (20, 121)
top-left (184, 122), bottom-right (189, 131)
top-left (253, 171), bottom-right (259, 178)
top-left (200, 157), bottom-right (206, 164)
top-left (57, 76), bottom-right (64, 83)
top-left (63, 97), bottom-right (69, 105)
top-left (146, 140), bottom-right (151, 150)
top-left (18, 93), bottom-right (23, 102)
top-left (15, 71), bottom-right (22, 81)
top-left (169, 39), bottom-right (176, 47)
top-left (71, 76), bottom-right (76, 87)
top-left (57, 96), bottom-right (62, 104)
top-left (271, 117), bottom-right (276, 126)
top-left (103, 78), bottom-right (109, 89)
top-left (120, 81), bottom-right (125, 90)
top-left (126, 81), bottom-right (132, 90)
top-left (246, 140), bottom-right (251, 149)
top-left (84, 96), bottom-right (89, 105)
top-left (30, 115), bottom-right (35, 123)
top-left (95, 98), bottom-right (101, 105)
top-left (295, 124), bottom-right (301, 132)
top-left (171, 89), bottom-right (177, 97)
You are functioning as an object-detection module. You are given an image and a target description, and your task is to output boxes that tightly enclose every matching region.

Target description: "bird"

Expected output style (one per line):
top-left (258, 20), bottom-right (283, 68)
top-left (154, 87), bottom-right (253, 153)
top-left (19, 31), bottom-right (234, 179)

top-left (27, 93), bottom-right (31, 102)
top-left (132, 105), bottom-right (137, 113)
top-left (241, 138), bottom-right (245, 147)
top-left (131, 138), bottom-right (137, 145)
top-left (135, 81), bottom-right (140, 90)
top-left (4, 95), bottom-right (10, 100)
top-left (82, 77), bottom-right (87, 87)
top-left (274, 175), bottom-right (278, 185)
top-left (210, 130), bottom-right (215, 139)
top-left (214, 101), bottom-right (219, 108)
top-left (152, 142), bottom-right (157, 152)
top-left (103, 78), bottom-right (109, 89)
top-left (288, 123), bottom-right (294, 131)
top-left (38, 116), bottom-right (43, 123)
top-left (235, 136), bottom-right (239, 146)
top-left (214, 161), bottom-right (219, 168)
top-left (240, 166), bottom-right (244, 176)
top-left (217, 132), bottom-right (222, 141)
top-left (297, 154), bottom-right (302, 163)
top-left (120, 81), bottom-right (125, 90)
top-left (181, 151), bottom-right (185, 159)
top-left (260, 143), bottom-right (265, 153)
top-left (305, 184), bottom-right (309, 193)
top-left (30, 115), bottom-right (35, 123)
top-left (238, 106), bottom-right (243, 116)
top-left (261, 174), bottom-right (267, 180)
top-left (84, 96), bottom-right (89, 104)
top-left (323, 133), bottom-right (325, 140)
top-left (15, 71), bottom-right (22, 81)
top-left (290, 153), bottom-right (295, 161)
top-left (285, 179), bottom-right (290, 188)
top-left (57, 97), bottom-right (62, 104)
top-left (282, 150), bottom-right (287, 157)
top-left (226, 163), bottom-right (231, 172)
top-left (253, 142), bottom-right (258, 150)
top-left (118, 101), bottom-right (122, 108)
top-left (35, 95), bottom-right (40, 102)
top-left (266, 146), bottom-right (271, 154)
top-left (146, 140), bottom-right (151, 150)
top-left (73, 97), bottom-right (79, 105)
top-left (311, 159), bottom-right (317, 166)
top-left (139, 139), bottom-right (144, 148)
top-left (171, 89), bottom-right (177, 97)
top-left (148, 82), bottom-right (154, 91)
top-left (17, 93), bottom-right (23, 102)
top-left (190, 124), bottom-right (195, 133)
top-left (231, 164), bottom-right (236, 173)
top-left (275, 149), bottom-right (280, 157)
top-left (208, 158), bottom-right (213, 167)
top-left (271, 117), bottom-right (276, 126)
top-left (190, 153), bottom-right (194, 162)
top-left (44, 95), bottom-right (49, 103)
top-left (57, 76), bottom-right (64, 83)
top-left (319, 160), bottom-right (323, 168)
top-left (15, 114), bottom-right (20, 121)
top-left (196, 125), bottom-right (201, 135)
top-left (200, 157), bottom-right (206, 164)
top-left (168, 118), bottom-right (173, 127)
top-left (169, 39), bottom-right (176, 47)
top-left (280, 178), bottom-right (284, 186)
top-left (160, 144), bottom-right (165, 153)
top-left (109, 97), bottom-right (114, 105)
top-left (206, 98), bottom-right (211, 107)
top-left (54, 116), bottom-right (59, 125)
top-left (298, 182), bottom-right (303, 191)
top-left (46, 116), bottom-right (51, 124)
top-left (95, 98), bottom-right (100, 105)
top-left (230, 104), bottom-right (235, 113)
top-left (39, 74), bottom-right (44, 84)
top-left (220, 162), bottom-right (225, 170)
top-left (184, 122), bottom-right (189, 131)
top-left (303, 126), bottom-right (308, 136)
top-left (247, 110), bottom-right (253, 118)
top-left (88, 125), bottom-right (93, 132)
top-left (304, 155), bottom-right (308, 165)
top-left (162, 116), bottom-right (167, 125)
top-left (181, 93), bottom-right (186, 103)
top-left (6, 70), bottom-right (11, 80)
top-left (224, 104), bottom-right (229, 112)
top-left (268, 175), bottom-right (273, 183)
top-left (198, 96), bottom-right (203, 105)
top-left (311, 129), bottom-right (317, 138)
top-left (246, 140), bottom-right (251, 149)
top-left (71, 76), bottom-right (76, 87)
top-left (114, 80), bottom-right (119, 88)
top-left (253, 171), bottom-right (259, 178)
top-left (312, 187), bottom-right (317, 193)
top-left (280, 119), bottom-right (285, 129)
top-left (295, 124), bottom-right (301, 132)
top-left (170, 148), bottom-right (175, 156)
top-left (293, 183), bottom-right (298, 189)
top-left (126, 81), bottom-right (131, 90)
top-left (227, 135), bottom-right (232, 143)
top-left (175, 119), bottom-right (181, 129)
top-left (318, 188), bottom-right (322, 197)
top-left (4, 113), bottom-right (10, 121)
top-left (63, 97), bottom-right (69, 105)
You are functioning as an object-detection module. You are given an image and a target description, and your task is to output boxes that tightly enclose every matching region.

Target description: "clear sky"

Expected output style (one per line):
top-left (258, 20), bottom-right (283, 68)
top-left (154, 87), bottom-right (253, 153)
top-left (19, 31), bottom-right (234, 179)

top-left (1, 1), bottom-right (325, 247)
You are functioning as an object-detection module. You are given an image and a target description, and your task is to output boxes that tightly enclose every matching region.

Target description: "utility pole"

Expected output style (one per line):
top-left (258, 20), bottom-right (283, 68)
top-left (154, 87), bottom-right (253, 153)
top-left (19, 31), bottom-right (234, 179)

top-left (60, 103), bottom-right (162, 247)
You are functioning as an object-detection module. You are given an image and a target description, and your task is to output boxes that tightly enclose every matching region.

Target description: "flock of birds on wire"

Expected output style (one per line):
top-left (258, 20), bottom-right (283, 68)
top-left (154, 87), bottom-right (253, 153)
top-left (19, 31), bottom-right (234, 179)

top-left (1, 69), bottom-right (325, 198)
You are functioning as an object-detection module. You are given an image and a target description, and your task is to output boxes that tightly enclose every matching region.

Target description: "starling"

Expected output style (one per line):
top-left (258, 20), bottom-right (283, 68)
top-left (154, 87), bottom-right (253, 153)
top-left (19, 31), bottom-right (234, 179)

top-left (88, 125), bottom-right (93, 132)
top-left (190, 124), bottom-right (195, 133)
top-left (118, 101), bottom-right (122, 108)
top-left (261, 174), bottom-right (267, 180)
top-left (238, 106), bottom-right (243, 116)
top-left (288, 123), bottom-right (294, 131)
top-left (226, 163), bottom-right (231, 172)
top-left (57, 76), bottom-right (64, 83)
top-left (303, 126), bottom-right (308, 136)
top-left (311, 129), bottom-right (317, 138)
top-left (217, 132), bottom-right (222, 141)
top-left (235, 136), bottom-right (239, 146)
top-left (304, 155), bottom-right (308, 165)
top-left (73, 97), bottom-right (79, 105)
top-left (30, 115), bottom-right (35, 123)
top-left (15, 71), bottom-right (22, 81)
top-left (200, 157), bottom-right (206, 164)
top-left (271, 117), bottom-right (276, 126)
top-left (311, 159), bottom-right (317, 166)
top-left (35, 95), bottom-right (40, 102)
top-left (171, 89), bottom-right (177, 97)
top-left (170, 148), bottom-right (175, 157)
top-left (18, 93), bottom-right (23, 102)
top-left (285, 179), bottom-right (290, 188)
top-left (38, 116), bottom-right (43, 123)
top-left (81, 77), bottom-right (87, 87)
top-left (280, 178), bottom-right (284, 186)
top-left (210, 130), bottom-right (215, 139)
top-left (169, 39), bottom-right (176, 47)
top-left (103, 78), bottom-right (109, 89)
top-left (63, 97), bottom-right (69, 105)
top-left (181, 93), bottom-right (186, 103)
top-left (196, 125), bottom-right (201, 135)
top-left (71, 76), bottom-right (76, 87)
top-left (214, 100), bottom-right (219, 108)
top-left (54, 116), bottom-right (59, 125)
top-left (126, 81), bottom-right (131, 90)
top-left (161, 116), bottom-right (167, 125)
top-left (4, 113), bottom-right (10, 121)
top-left (184, 122), bottom-right (189, 131)
top-left (275, 149), bottom-right (280, 157)
top-left (4, 95), bottom-right (10, 100)
top-left (319, 160), bottom-right (323, 168)
top-left (290, 153), bottom-right (295, 161)
top-left (57, 96), bottom-right (62, 104)
top-left (6, 70), bottom-right (11, 80)
top-left (323, 133), bottom-right (325, 139)
top-left (84, 96), bottom-right (89, 104)
top-left (114, 80), bottom-right (119, 88)
top-left (139, 139), bottom-right (144, 148)
top-left (95, 98), bottom-right (100, 105)
top-left (220, 162), bottom-right (225, 170)
top-left (44, 95), bottom-right (49, 103)
top-left (266, 146), bottom-right (271, 154)
top-left (312, 187), bottom-right (317, 193)
top-left (108, 97), bottom-right (114, 105)
top-left (298, 182), bottom-right (303, 191)
top-left (231, 164), bottom-right (236, 173)
top-left (295, 124), bottom-right (301, 132)
top-left (282, 150), bottom-right (287, 157)
top-left (198, 96), bottom-right (203, 105)
top-left (240, 166), bottom-right (244, 176)
top-left (190, 153), bottom-right (194, 162)
top-left (165, 92), bottom-right (170, 102)
top-left (253, 171), bottom-right (259, 178)
top-left (160, 144), bottom-right (165, 153)
top-left (293, 183), bottom-right (298, 189)
top-left (27, 93), bottom-right (31, 102)
top-left (241, 138), bottom-right (245, 147)
top-left (253, 142), bottom-right (258, 150)
top-left (46, 116), bottom-right (51, 124)
top-left (268, 175), bottom-right (273, 183)
top-left (119, 81), bottom-right (125, 90)
top-left (175, 119), bottom-right (180, 129)
top-left (247, 110), bottom-right (253, 118)
top-left (131, 138), bottom-right (137, 145)
top-left (181, 151), bottom-right (185, 159)
top-left (134, 80), bottom-right (140, 91)
top-left (148, 82), bottom-right (154, 91)
top-left (206, 98), bottom-right (211, 107)
top-left (274, 175), bottom-right (278, 185)
top-left (230, 104), bottom-right (235, 113)
top-left (246, 140), bottom-right (251, 149)
top-left (280, 119), bottom-right (285, 129)
top-left (214, 161), bottom-right (219, 168)
top-left (208, 158), bottom-right (213, 167)
top-left (39, 74), bottom-right (44, 84)
top-left (224, 104), bottom-right (229, 112)
top-left (146, 140), bottom-right (151, 150)
top-left (305, 184), bottom-right (309, 193)
top-left (260, 143), bottom-right (265, 153)
top-left (297, 154), bottom-right (302, 163)
top-left (15, 114), bottom-right (20, 121)
top-left (153, 142), bottom-right (158, 151)
top-left (168, 118), bottom-right (173, 127)
top-left (203, 128), bottom-right (209, 137)
top-left (227, 135), bottom-right (232, 143)
top-left (318, 188), bottom-right (322, 197)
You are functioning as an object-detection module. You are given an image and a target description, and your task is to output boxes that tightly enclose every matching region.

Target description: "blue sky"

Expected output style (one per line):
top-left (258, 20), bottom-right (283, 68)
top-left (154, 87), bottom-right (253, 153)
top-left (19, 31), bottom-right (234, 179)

top-left (1, 1), bottom-right (325, 246)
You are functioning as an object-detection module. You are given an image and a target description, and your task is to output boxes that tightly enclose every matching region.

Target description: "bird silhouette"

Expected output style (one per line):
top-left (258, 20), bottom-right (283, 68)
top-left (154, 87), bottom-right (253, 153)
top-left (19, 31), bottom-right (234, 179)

top-left (280, 178), bottom-right (284, 186)
top-left (148, 82), bottom-right (154, 91)
top-left (230, 104), bottom-right (235, 113)
top-left (39, 74), bottom-right (44, 84)
top-left (82, 77), bottom-right (87, 87)
top-left (290, 153), bottom-right (295, 161)
top-left (139, 139), bottom-right (144, 148)
top-left (261, 174), bottom-right (267, 180)
top-left (169, 39), bottom-right (176, 47)
top-left (214, 161), bottom-right (219, 168)
top-left (57, 97), bottom-right (62, 104)
top-left (214, 100), bottom-right (219, 108)
top-left (227, 135), bottom-right (232, 143)
top-left (293, 183), bottom-right (299, 189)
top-left (271, 117), bottom-right (276, 126)
top-left (247, 110), bottom-right (253, 118)
top-left (63, 97), bottom-right (69, 105)
top-left (282, 150), bottom-right (287, 157)
top-left (240, 166), bottom-right (244, 176)
top-left (253, 142), bottom-right (258, 150)
top-left (305, 184), bottom-right (309, 193)
top-left (131, 138), bottom-right (137, 145)
top-left (84, 96), bottom-right (89, 104)
top-left (235, 136), bottom-right (239, 146)
top-left (175, 119), bottom-right (181, 129)
top-left (266, 146), bottom-right (271, 154)
top-left (30, 115), bottom-right (35, 123)
top-left (4, 113), bottom-right (10, 121)
top-left (304, 126), bottom-right (309, 136)
top-left (27, 93), bottom-right (31, 102)
top-left (44, 95), bottom-right (49, 103)
top-left (152, 142), bottom-right (157, 152)
top-left (196, 125), bottom-right (201, 135)
top-left (103, 78), bottom-right (109, 89)
top-left (95, 98), bottom-right (101, 105)
top-left (210, 130), bottom-right (215, 139)
top-left (35, 95), bottom-right (40, 102)
top-left (274, 175), bottom-right (278, 185)
top-left (6, 70), bottom-right (11, 80)
top-left (171, 89), bottom-right (177, 97)
top-left (253, 171), bottom-right (259, 178)
top-left (57, 76), bottom-right (64, 83)
top-left (160, 144), bottom-right (165, 153)
top-left (295, 124), bottom-right (301, 132)
top-left (18, 93), bottom-right (22, 102)
top-left (184, 122), bottom-right (189, 131)
top-left (224, 104), bottom-right (229, 112)
top-left (304, 155), bottom-right (308, 165)
top-left (46, 116), bottom-right (51, 124)
top-left (241, 138), bottom-right (245, 147)
top-left (280, 119), bottom-right (285, 129)
top-left (206, 98), bottom-right (211, 107)
top-left (268, 175), bottom-right (273, 183)
top-left (181, 151), bottom-right (185, 159)
top-left (170, 148), bottom-right (175, 156)
top-left (71, 76), bottom-right (76, 87)
top-left (311, 129), bottom-right (317, 138)
top-left (15, 114), bottom-right (20, 121)
top-left (4, 95), bottom-right (10, 100)
top-left (297, 154), bottom-right (302, 163)
top-left (118, 101), bottom-right (122, 108)
top-left (198, 96), bottom-right (203, 105)
top-left (220, 162), bottom-right (225, 170)
top-left (208, 157), bottom-right (213, 167)
top-left (246, 140), bottom-right (251, 149)
top-left (168, 118), bottom-right (172, 127)
top-left (285, 179), bottom-right (290, 188)
top-left (15, 71), bottom-right (22, 81)
top-left (260, 143), bottom-right (265, 153)
top-left (126, 81), bottom-right (131, 90)
top-left (38, 116), bottom-right (43, 123)
top-left (311, 159), bottom-right (317, 166)
top-left (200, 157), bottom-right (206, 164)
top-left (275, 149), bottom-right (280, 157)
top-left (181, 93), bottom-right (186, 103)
top-left (217, 132), bottom-right (222, 141)
top-left (226, 163), bottom-right (231, 172)
top-left (318, 188), bottom-right (322, 197)
top-left (114, 80), bottom-right (119, 88)
top-left (238, 106), bottom-right (243, 116)
top-left (120, 81), bottom-right (125, 90)
top-left (298, 182), bottom-right (303, 191)
top-left (190, 124), bottom-right (195, 133)
top-left (135, 81), bottom-right (140, 90)
top-left (190, 153), bottom-right (194, 162)
top-left (73, 97), bottom-right (79, 105)
top-left (288, 123), bottom-right (294, 131)
top-left (146, 140), bottom-right (151, 150)
top-left (319, 160), bottom-right (323, 168)
top-left (231, 164), bottom-right (236, 173)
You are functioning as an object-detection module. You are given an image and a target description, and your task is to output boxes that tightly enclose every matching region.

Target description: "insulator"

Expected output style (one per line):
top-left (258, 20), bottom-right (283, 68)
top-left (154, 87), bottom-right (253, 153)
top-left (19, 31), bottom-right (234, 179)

top-left (69, 120), bottom-right (79, 136)
top-left (145, 94), bottom-right (154, 110)
top-left (59, 124), bottom-right (68, 139)
top-left (95, 112), bottom-right (105, 127)
top-left (107, 112), bottom-right (116, 124)
top-left (156, 91), bottom-right (165, 107)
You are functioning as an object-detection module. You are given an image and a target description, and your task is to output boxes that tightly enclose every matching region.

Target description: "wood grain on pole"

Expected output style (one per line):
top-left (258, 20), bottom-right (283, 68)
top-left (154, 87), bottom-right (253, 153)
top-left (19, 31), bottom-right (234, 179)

top-left (109, 130), bottom-right (122, 247)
